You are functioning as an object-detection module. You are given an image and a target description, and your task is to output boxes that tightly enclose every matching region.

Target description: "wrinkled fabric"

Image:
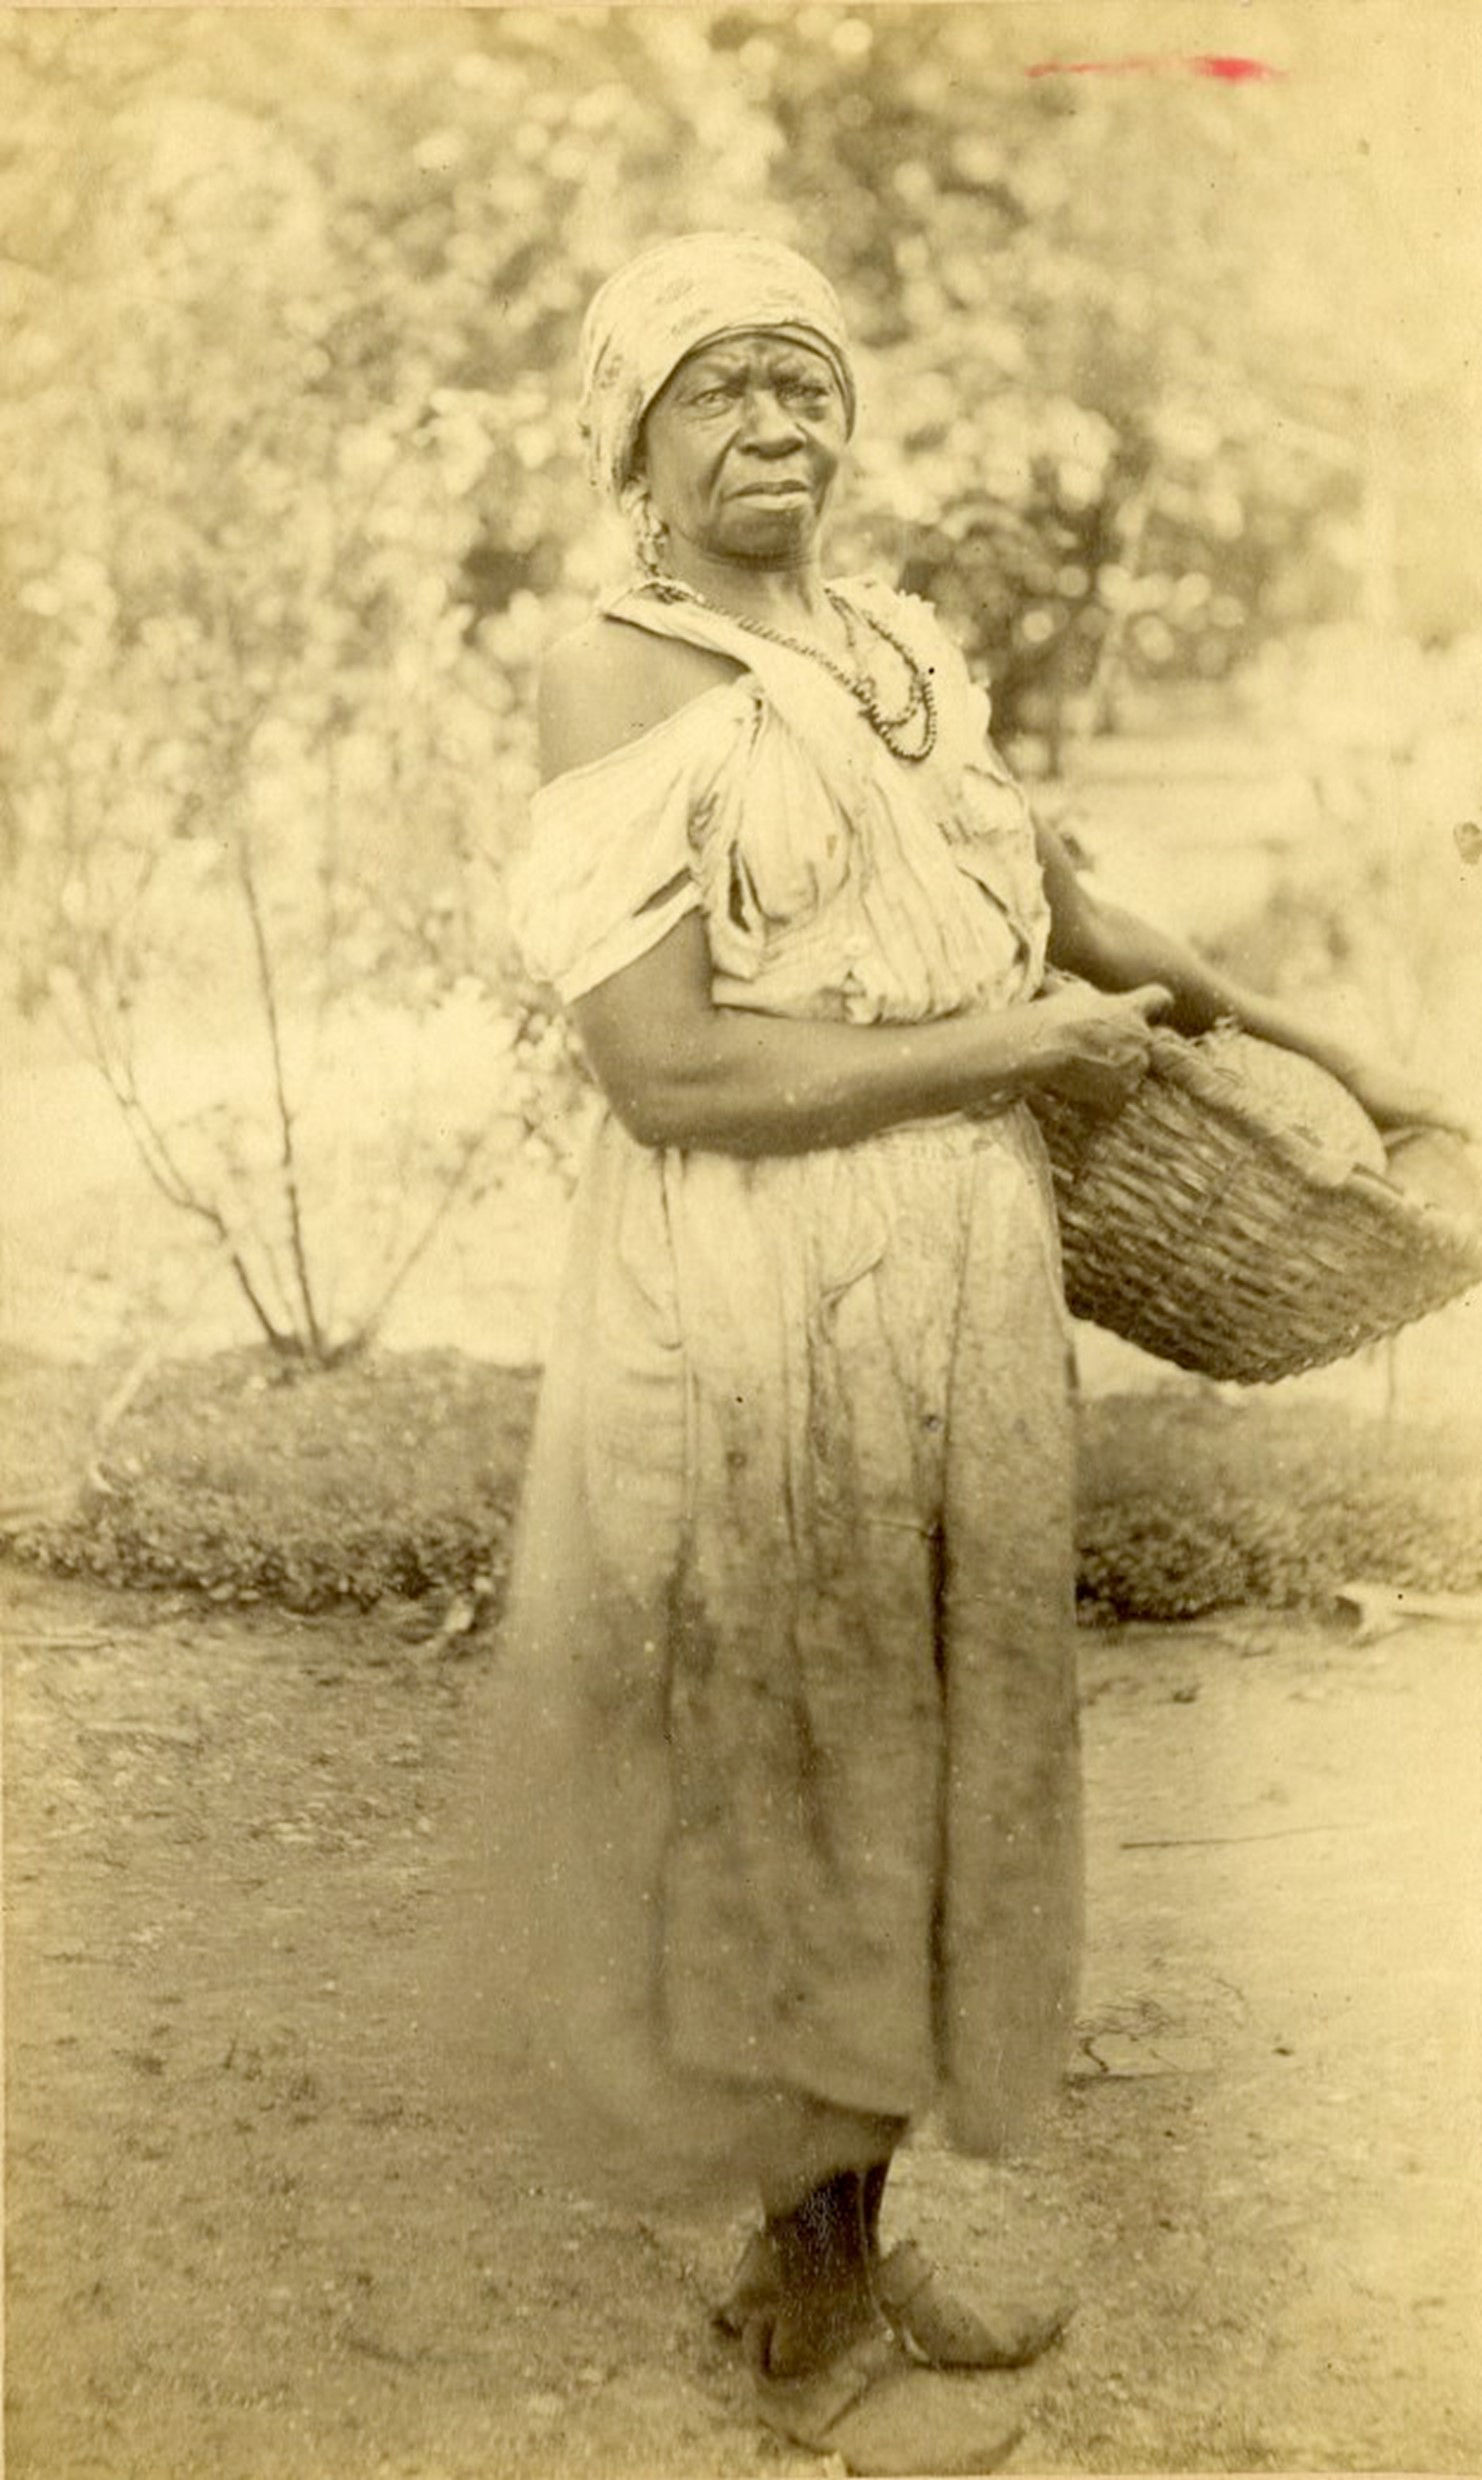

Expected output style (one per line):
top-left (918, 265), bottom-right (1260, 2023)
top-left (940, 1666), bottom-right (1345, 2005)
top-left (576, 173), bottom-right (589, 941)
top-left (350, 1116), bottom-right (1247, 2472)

top-left (441, 582), bottom-right (1081, 2201)
top-left (577, 231), bottom-right (857, 504)
top-left (509, 576), bottom-right (1050, 1015)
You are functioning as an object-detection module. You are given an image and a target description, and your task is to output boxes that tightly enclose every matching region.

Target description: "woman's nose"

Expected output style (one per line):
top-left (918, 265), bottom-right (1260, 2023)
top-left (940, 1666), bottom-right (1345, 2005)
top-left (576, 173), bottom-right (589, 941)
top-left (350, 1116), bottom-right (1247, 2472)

top-left (740, 386), bottom-right (805, 448)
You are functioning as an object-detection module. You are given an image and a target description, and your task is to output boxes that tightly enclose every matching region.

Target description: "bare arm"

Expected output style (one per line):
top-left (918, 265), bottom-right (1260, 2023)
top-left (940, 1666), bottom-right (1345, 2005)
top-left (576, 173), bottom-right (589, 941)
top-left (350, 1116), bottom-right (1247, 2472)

top-left (1036, 817), bottom-right (1470, 1135)
top-left (572, 912), bottom-right (1168, 1156)
top-left (542, 619), bottom-right (1166, 1155)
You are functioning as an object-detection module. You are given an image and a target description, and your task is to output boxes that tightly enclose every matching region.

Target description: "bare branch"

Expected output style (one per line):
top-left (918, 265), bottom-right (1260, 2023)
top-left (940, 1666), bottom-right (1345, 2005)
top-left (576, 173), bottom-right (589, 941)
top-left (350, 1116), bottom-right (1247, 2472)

top-left (344, 1119), bottom-right (499, 1355)
top-left (67, 986), bottom-right (298, 1354)
top-left (231, 824), bottom-right (328, 1361)
top-left (1081, 467), bottom-right (1159, 741)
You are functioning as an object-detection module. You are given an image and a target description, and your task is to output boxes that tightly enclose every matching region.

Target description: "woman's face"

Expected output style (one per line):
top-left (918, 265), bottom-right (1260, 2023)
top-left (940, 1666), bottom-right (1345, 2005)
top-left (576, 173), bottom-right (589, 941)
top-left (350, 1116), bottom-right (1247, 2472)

top-left (637, 330), bottom-right (849, 570)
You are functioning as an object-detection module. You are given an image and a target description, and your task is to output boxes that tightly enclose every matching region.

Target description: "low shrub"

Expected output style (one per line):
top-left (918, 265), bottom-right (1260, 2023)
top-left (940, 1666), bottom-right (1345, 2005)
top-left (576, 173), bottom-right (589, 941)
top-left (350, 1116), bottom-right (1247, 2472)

top-left (6, 1349), bottom-right (1481, 1625)
top-left (7, 1348), bottom-right (538, 1615)
top-left (1076, 1391), bottom-right (1482, 1620)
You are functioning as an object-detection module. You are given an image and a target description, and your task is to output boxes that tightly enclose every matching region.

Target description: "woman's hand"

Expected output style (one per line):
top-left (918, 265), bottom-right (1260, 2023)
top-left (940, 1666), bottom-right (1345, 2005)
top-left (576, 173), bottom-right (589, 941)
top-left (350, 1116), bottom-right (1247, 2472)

top-left (1034, 821), bottom-right (1476, 1140)
top-left (571, 917), bottom-right (1171, 1157)
top-left (1330, 1053), bottom-right (1477, 1142)
top-left (1023, 979), bottom-right (1173, 1118)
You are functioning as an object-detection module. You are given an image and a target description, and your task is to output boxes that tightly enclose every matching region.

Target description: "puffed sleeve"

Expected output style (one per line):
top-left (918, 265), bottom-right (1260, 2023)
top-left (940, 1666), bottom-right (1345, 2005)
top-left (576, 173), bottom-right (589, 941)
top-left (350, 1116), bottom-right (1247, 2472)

top-left (507, 687), bottom-right (749, 1005)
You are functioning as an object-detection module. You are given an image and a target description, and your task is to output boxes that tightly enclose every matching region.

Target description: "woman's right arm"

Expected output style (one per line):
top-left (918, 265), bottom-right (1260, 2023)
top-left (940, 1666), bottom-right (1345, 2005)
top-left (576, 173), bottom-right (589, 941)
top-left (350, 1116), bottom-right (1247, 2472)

top-left (573, 918), bottom-right (1169, 1156)
top-left (542, 621), bottom-right (1168, 1155)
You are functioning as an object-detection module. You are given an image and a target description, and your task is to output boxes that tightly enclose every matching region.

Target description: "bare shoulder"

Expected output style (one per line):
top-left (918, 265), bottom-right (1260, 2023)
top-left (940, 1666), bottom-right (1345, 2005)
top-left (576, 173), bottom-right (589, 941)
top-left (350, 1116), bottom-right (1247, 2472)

top-left (537, 611), bottom-right (743, 782)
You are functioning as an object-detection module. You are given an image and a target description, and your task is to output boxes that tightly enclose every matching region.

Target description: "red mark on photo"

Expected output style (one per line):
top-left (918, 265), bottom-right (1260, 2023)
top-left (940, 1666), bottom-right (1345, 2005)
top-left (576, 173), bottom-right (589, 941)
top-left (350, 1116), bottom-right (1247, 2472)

top-left (1027, 57), bottom-right (1280, 83)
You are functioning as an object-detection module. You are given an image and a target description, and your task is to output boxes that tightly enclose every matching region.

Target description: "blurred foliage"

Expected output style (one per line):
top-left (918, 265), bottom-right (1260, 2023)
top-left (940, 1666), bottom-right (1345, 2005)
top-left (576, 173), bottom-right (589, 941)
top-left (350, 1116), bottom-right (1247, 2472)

top-left (5, 6), bottom-right (1463, 921)
top-left (1197, 627), bottom-right (1482, 1108)
top-left (2, 8), bottom-right (1477, 1339)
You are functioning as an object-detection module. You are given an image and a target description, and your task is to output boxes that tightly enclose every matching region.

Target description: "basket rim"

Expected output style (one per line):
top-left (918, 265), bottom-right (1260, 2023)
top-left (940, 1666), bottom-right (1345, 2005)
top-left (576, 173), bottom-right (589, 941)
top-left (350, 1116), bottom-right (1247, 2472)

top-left (1136, 1028), bottom-right (1482, 1251)
top-left (1030, 1024), bottom-right (1482, 1378)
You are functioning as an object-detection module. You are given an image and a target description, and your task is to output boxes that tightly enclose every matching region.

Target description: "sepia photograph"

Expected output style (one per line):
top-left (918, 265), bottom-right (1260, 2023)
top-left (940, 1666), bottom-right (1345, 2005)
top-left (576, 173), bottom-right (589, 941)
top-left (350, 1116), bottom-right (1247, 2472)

top-left (4, 5), bottom-right (1481, 2475)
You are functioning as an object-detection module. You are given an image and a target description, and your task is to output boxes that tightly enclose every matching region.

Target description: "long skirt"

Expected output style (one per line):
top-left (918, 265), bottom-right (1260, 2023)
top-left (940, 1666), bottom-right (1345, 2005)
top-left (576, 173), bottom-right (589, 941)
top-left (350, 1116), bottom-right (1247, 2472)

top-left (436, 1105), bottom-right (1082, 2203)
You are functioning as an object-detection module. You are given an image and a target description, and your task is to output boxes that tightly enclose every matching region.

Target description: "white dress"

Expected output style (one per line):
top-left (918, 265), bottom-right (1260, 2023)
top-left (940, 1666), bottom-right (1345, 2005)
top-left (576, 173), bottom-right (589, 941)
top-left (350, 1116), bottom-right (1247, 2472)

top-left (442, 578), bottom-right (1082, 2202)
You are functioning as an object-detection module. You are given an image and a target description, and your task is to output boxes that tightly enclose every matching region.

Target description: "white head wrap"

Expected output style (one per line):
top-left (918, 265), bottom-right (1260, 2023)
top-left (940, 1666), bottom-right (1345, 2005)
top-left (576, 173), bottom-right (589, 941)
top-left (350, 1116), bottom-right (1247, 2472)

top-left (577, 232), bottom-right (857, 511)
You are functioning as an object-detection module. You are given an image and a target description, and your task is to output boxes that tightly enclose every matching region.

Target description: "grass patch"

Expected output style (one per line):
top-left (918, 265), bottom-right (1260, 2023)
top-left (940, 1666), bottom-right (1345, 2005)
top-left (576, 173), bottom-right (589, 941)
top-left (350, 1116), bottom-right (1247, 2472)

top-left (4, 1348), bottom-right (538, 1613)
top-left (4, 1346), bottom-right (1480, 1624)
top-left (1077, 1391), bottom-right (1482, 1620)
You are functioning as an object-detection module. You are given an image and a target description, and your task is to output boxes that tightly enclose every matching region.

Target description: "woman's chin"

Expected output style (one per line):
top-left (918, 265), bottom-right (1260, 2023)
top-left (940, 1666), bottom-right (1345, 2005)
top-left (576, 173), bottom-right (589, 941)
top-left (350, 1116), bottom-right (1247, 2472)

top-left (715, 501), bottom-right (823, 567)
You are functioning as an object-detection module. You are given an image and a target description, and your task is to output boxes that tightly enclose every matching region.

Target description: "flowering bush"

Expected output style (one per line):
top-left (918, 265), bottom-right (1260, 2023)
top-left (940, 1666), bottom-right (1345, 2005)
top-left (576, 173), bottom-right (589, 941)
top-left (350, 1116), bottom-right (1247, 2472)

top-left (4, 11), bottom-right (1475, 1350)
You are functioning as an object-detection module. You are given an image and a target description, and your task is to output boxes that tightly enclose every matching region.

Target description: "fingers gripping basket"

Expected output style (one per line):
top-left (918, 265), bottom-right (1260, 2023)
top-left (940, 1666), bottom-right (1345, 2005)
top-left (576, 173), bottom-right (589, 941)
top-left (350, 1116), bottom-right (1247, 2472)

top-left (1030, 1027), bottom-right (1482, 1383)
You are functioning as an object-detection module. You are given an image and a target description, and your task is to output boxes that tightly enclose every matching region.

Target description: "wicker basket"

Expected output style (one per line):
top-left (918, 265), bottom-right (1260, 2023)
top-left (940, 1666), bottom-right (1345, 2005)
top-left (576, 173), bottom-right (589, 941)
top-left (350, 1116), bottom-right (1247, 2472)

top-left (1031, 1026), bottom-right (1482, 1383)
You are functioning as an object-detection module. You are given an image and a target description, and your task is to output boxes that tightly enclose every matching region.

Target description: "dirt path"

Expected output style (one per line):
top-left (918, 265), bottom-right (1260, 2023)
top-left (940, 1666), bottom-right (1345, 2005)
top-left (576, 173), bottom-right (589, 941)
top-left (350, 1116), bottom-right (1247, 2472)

top-left (6, 1569), bottom-right (1480, 2478)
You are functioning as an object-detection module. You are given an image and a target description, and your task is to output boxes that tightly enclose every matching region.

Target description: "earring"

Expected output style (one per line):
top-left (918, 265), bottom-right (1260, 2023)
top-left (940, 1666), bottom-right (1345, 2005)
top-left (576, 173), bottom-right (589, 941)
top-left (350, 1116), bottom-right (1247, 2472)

top-left (627, 484), bottom-right (670, 579)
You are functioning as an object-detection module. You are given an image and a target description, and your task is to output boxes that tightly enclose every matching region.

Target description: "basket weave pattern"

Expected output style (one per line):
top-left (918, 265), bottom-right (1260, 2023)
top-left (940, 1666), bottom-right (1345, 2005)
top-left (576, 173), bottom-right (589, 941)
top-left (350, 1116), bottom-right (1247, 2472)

top-left (1032, 1031), bottom-right (1482, 1383)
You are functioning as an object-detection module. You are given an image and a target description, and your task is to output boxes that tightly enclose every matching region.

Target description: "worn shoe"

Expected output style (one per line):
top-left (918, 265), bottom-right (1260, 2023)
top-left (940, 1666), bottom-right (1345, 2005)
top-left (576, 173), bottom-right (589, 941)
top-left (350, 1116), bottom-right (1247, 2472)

top-left (715, 2226), bottom-right (1071, 2371)
top-left (747, 2311), bottom-right (1024, 2477)
top-left (876, 2237), bottom-right (1071, 2369)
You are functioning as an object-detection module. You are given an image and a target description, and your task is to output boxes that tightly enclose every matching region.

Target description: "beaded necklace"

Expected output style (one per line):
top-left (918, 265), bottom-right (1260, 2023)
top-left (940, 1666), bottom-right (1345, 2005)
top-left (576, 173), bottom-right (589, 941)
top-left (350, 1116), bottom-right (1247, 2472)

top-left (640, 577), bottom-right (938, 763)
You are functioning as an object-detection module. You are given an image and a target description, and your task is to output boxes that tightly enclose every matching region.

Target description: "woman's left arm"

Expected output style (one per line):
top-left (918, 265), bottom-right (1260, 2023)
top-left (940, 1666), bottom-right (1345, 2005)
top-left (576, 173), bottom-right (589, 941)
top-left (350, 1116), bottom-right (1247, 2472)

top-left (1035, 817), bottom-right (1472, 1136)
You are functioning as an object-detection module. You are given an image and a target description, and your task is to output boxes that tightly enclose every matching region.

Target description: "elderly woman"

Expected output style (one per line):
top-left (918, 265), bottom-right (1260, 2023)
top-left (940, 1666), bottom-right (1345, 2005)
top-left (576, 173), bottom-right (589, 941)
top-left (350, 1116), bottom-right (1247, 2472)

top-left (475, 233), bottom-right (1448, 2471)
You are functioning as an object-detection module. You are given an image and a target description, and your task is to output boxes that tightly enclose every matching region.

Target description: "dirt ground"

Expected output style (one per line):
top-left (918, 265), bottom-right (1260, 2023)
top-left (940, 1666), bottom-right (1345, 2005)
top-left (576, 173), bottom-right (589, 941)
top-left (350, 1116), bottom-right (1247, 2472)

top-left (6, 1565), bottom-right (1481, 2480)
